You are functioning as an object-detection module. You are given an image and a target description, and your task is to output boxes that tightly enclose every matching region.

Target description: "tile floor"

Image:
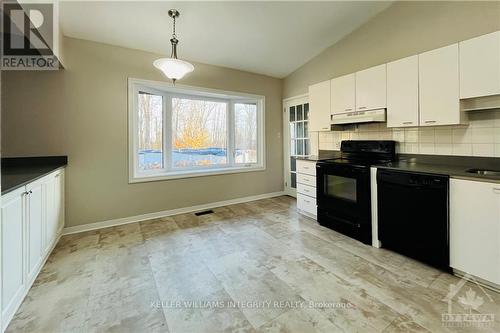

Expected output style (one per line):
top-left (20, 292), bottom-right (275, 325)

top-left (5, 196), bottom-right (500, 332)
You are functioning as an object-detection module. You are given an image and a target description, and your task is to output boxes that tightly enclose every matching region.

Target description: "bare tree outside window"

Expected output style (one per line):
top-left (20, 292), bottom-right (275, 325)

top-left (138, 92), bottom-right (163, 170)
top-left (130, 79), bottom-right (264, 180)
top-left (172, 98), bottom-right (227, 168)
top-left (235, 103), bottom-right (257, 164)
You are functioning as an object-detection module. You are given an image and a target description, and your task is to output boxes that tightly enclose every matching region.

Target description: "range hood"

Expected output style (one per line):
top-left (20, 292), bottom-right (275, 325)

top-left (331, 108), bottom-right (386, 125)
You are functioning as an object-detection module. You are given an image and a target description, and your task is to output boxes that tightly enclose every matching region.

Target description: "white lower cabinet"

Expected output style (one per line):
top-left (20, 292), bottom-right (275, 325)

top-left (297, 193), bottom-right (317, 216)
top-left (1, 169), bottom-right (64, 332)
top-left (1, 188), bottom-right (25, 329)
top-left (26, 181), bottom-right (44, 284)
top-left (44, 172), bottom-right (64, 253)
top-left (296, 160), bottom-right (317, 218)
top-left (450, 178), bottom-right (500, 285)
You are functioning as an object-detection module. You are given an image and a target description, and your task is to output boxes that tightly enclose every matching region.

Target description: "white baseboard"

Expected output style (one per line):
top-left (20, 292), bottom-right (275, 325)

top-left (62, 191), bottom-right (286, 235)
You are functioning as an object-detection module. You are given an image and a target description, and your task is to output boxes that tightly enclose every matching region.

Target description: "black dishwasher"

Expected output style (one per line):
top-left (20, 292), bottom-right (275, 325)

top-left (377, 169), bottom-right (450, 270)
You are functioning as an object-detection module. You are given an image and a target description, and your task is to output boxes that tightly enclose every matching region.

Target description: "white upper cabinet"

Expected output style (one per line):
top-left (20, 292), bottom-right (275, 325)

top-left (419, 44), bottom-right (462, 126)
top-left (308, 80), bottom-right (331, 132)
top-left (387, 55), bottom-right (419, 128)
top-left (330, 73), bottom-right (355, 115)
top-left (459, 31), bottom-right (500, 99)
top-left (355, 64), bottom-right (387, 111)
top-left (450, 179), bottom-right (500, 285)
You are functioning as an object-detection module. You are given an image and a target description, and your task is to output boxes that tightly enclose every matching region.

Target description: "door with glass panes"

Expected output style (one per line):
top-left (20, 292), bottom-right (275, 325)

top-left (283, 96), bottom-right (310, 196)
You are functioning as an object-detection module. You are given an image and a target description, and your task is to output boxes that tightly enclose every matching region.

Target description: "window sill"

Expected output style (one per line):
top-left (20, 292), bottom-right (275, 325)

top-left (129, 165), bottom-right (266, 183)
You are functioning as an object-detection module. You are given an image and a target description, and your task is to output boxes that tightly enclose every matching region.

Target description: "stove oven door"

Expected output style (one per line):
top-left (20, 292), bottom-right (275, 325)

top-left (316, 162), bottom-right (371, 244)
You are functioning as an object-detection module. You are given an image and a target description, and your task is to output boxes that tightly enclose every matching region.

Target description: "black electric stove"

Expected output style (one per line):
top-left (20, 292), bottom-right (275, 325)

top-left (316, 141), bottom-right (396, 244)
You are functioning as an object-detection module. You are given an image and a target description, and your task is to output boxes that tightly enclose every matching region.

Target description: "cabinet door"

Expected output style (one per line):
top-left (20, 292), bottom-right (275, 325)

top-left (25, 182), bottom-right (44, 283)
top-left (460, 31), bottom-right (500, 99)
top-left (1, 187), bottom-right (26, 318)
top-left (54, 171), bottom-right (64, 234)
top-left (308, 80), bottom-right (331, 132)
top-left (355, 64), bottom-right (387, 111)
top-left (331, 74), bottom-right (355, 115)
top-left (387, 55), bottom-right (419, 128)
top-left (44, 175), bottom-right (57, 252)
top-left (419, 44), bottom-right (460, 126)
top-left (450, 179), bottom-right (500, 284)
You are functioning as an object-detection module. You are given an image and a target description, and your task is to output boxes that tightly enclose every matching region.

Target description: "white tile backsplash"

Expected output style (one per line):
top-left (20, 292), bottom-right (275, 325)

top-left (452, 128), bottom-right (471, 144)
top-left (452, 144), bottom-right (473, 156)
top-left (472, 143), bottom-right (495, 157)
top-left (418, 128), bottom-right (435, 143)
top-left (471, 127), bottom-right (495, 143)
top-left (405, 129), bottom-right (419, 143)
top-left (419, 143), bottom-right (435, 154)
top-left (434, 129), bottom-right (452, 144)
top-left (311, 109), bottom-right (500, 157)
top-left (435, 144), bottom-right (453, 155)
top-left (495, 144), bottom-right (500, 157)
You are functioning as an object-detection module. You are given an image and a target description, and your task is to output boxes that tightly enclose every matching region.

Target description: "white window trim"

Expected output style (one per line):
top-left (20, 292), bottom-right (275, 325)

top-left (128, 78), bottom-right (266, 183)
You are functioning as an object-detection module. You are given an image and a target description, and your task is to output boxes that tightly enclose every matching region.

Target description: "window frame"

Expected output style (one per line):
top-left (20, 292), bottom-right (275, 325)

top-left (128, 78), bottom-right (265, 183)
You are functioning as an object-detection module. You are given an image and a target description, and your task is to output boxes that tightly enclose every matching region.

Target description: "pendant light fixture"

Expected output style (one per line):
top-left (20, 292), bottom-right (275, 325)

top-left (153, 9), bottom-right (194, 84)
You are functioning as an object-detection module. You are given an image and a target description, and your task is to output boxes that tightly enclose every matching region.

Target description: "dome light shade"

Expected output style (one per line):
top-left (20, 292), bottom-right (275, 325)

top-left (153, 58), bottom-right (194, 81)
top-left (154, 9), bottom-right (194, 84)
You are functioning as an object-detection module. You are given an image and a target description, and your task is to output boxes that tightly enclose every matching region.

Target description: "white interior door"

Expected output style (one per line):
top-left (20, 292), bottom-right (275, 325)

top-left (283, 96), bottom-right (310, 197)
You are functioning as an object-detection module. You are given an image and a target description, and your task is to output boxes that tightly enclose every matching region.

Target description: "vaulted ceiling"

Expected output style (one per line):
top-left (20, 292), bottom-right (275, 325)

top-left (60, 1), bottom-right (392, 78)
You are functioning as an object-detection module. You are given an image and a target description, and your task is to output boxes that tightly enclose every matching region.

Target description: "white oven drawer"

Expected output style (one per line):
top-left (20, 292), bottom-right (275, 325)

top-left (297, 160), bottom-right (316, 176)
top-left (297, 173), bottom-right (316, 187)
top-left (297, 193), bottom-right (317, 216)
top-left (297, 183), bottom-right (316, 198)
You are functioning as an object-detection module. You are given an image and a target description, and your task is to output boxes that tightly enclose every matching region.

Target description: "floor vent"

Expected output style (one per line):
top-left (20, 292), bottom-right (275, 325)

top-left (194, 210), bottom-right (214, 216)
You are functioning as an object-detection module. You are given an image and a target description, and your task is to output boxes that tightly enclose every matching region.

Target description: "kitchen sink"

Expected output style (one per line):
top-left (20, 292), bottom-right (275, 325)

top-left (465, 168), bottom-right (500, 176)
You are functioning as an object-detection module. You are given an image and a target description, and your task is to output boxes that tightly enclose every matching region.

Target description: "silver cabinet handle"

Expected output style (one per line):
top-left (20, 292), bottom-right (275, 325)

top-left (403, 121), bottom-right (413, 125)
top-left (424, 120), bottom-right (436, 124)
top-left (345, 108), bottom-right (352, 112)
top-left (493, 188), bottom-right (500, 194)
top-left (303, 166), bottom-right (309, 169)
top-left (358, 106), bottom-right (367, 110)
top-left (303, 199), bottom-right (310, 203)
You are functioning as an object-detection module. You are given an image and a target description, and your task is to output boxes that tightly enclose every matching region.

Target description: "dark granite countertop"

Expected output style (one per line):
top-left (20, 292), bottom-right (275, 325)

top-left (375, 154), bottom-right (500, 184)
top-left (295, 150), bottom-right (341, 162)
top-left (296, 150), bottom-right (500, 183)
top-left (2, 156), bottom-right (68, 195)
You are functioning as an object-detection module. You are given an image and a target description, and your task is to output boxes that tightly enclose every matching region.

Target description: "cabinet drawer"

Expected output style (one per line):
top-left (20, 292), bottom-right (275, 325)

top-left (297, 160), bottom-right (316, 176)
top-left (297, 173), bottom-right (316, 187)
top-left (297, 183), bottom-right (316, 198)
top-left (297, 193), bottom-right (317, 216)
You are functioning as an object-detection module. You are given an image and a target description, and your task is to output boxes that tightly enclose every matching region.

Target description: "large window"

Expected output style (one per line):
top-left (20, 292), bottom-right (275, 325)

top-left (129, 79), bottom-right (265, 181)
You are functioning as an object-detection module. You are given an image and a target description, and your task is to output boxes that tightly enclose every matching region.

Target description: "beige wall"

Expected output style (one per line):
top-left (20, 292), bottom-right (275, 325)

top-left (2, 37), bottom-right (283, 227)
top-left (284, 1), bottom-right (500, 98)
